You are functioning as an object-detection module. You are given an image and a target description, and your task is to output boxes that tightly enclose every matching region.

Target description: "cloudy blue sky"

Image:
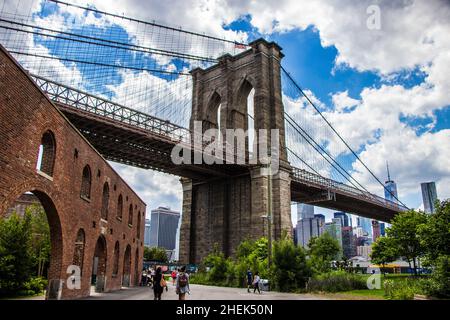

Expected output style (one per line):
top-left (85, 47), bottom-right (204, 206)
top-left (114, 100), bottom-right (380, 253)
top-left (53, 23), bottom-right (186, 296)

top-left (1, 0), bottom-right (449, 225)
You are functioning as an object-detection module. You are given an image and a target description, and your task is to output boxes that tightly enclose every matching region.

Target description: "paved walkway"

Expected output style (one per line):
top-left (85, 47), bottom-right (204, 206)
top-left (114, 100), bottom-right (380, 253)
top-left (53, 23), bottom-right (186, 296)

top-left (82, 284), bottom-right (330, 300)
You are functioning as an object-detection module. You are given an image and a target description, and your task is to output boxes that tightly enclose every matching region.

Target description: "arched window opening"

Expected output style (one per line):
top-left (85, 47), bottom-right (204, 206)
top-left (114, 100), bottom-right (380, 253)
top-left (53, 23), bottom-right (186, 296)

top-left (208, 91), bottom-right (222, 130)
top-left (247, 88), bottom-right (255, 155)
top-left (92, 235), bottom-right (107, 293)
top-left (101, 182), bottom-right (109, 220)
top-left (134, 248), bottom-right (140, 286)
top-left (217, 103), bottom-right (223, 142)
top-left (122, 245), bottom-right (132, 287)
top-left (128, 204), bottom-right (133, 226)
top-left (80, 165), bottom-right (92, 200)
top-left (72, 229), bottom-right (85, 275)
top-left (36, 130), bottom-right (56, 177)
top-left (112, 241), bottom-right (120, 277)
top-left (117, 194), bottom-right (123, 220)
top-left (137, 211), bottom-right (141, 239)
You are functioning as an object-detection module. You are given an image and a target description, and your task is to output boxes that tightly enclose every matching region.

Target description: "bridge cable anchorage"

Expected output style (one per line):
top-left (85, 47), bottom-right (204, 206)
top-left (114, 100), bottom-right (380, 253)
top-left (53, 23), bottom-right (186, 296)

top-left (47, 0), bottom-right (248, 47)
top-left (281, 66), bottom-right (409, 210)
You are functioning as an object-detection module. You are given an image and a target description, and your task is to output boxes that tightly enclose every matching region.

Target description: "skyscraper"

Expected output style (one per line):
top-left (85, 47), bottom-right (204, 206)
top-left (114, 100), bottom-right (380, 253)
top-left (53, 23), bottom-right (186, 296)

top-left (324, 218), bottom-right (343, 259)
top-left (384, 161), bottom-right (398, 203)
top-left (297, 203), bottom-right (314, 220)
top-left (380, 222), bottom-right (386, 237)
top-left (333, 212), bottom-right (351, 227)
top-left (357, 216), bottom-right (373, 240)
top-left (421, 182), bottom-right (438, 214)
top-left (144, 218), bottom-right (151, 246)
top-left (372, 220), bottom-right (381, 242)
top-left (149, 206), bottom-right (180, 251)
top-left (295, 206), bottom-right (325, 249)
top-left (342, 226), bottom-right (357, 259)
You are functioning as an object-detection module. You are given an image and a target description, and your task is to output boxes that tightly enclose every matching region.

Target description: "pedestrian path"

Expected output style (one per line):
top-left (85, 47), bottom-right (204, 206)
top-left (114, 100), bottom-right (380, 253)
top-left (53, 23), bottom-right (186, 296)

top-left (81, 284), bottom-right (330, 300)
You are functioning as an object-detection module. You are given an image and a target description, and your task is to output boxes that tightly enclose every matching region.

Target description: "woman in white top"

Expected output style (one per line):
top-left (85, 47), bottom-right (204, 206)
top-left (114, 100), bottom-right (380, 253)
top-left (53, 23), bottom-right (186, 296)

top-left (253, 272), bottom-right (261, 294)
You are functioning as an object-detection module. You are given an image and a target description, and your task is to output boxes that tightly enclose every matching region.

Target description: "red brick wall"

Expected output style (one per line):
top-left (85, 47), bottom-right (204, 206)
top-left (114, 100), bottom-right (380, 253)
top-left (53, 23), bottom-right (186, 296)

top-left (0, 46), bottom-right (146, 299)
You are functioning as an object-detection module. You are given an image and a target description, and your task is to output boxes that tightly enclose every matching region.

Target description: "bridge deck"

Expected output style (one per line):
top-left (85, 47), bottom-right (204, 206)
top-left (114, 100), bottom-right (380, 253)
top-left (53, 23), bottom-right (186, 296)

top-left (31, 74), bottom-right (406, 222)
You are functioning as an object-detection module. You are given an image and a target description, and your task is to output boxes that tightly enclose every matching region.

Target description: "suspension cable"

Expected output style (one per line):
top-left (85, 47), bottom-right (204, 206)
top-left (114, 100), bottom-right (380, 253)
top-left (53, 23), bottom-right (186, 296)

top-left (48, 0), bottom-right (248, 47)
top-left (281, 66), bottom-right (408, 208)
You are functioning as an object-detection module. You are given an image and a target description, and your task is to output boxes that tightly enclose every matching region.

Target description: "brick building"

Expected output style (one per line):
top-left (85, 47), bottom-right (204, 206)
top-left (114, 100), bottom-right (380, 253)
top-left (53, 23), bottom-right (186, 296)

top-left (0, 45), bottom-right (146, 299)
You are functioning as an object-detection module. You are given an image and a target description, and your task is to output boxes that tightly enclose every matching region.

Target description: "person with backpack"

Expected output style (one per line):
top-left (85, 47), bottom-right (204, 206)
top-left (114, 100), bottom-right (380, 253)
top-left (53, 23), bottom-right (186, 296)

top-left (153, 267), bottom-right (166, 300)
top-left (252, 271), bottom-right (261, 294)
top-left (246, 268), bottom-right (253, 293)
top-left (176, 266), bottom-right (190, 300)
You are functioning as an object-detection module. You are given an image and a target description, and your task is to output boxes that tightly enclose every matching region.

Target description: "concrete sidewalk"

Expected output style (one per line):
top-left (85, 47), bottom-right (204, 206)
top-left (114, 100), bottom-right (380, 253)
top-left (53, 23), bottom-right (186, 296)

top-left (81, 284), bottom-right (330, 300)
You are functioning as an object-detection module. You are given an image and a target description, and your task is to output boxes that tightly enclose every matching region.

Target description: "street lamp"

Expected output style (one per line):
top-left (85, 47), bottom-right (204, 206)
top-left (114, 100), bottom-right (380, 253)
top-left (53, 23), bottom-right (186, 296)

top-left (261, 214), bottom-right (272, 269)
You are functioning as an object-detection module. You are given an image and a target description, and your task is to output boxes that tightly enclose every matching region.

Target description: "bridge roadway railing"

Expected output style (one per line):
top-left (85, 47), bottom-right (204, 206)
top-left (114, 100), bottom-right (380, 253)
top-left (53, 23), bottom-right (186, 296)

top-left (292, 167), bottom-right (407, 211)
top-left (30, 73), bottom-right (247, 163)
top-left (30, 74), bottom-right (192, 144)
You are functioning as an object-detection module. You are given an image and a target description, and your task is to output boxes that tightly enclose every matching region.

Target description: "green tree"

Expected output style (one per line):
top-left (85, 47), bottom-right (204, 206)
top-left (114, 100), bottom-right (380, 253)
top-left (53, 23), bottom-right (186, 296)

top-left (203, 244), bottom-right (230, 283)
top-left (418, 200), bottom-right (450, 263)
top-left (271, 237), bottom-right (311, 292)
top-left (143, 246), bottom-right (168, 262)
top-left (308, 233), bottom-right (341, 274)
top-left (370, 236), bottom-right (398, 275)
top-left (417, 200), bottom-right (450, 298)
top-left (28, 205), bottom-right (51, 277)
top-left (234, 237), bottom-right (269, 286)
top-left (0, 212), bottom-right (33, 295)
top-left (387, 210), bottom-right (427, 275)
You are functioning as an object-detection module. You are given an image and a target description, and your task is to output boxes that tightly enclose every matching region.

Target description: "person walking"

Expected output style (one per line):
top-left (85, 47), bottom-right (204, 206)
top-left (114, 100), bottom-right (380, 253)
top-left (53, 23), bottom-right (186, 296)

top-left (150, 267), bottom-right (156, 288)
top-left (176, 266), bottom-right (190, 300)
top-left (252, 272), bottom-right (261, 294)
top-left (141, 269), bottom-right (148, 286)
top-left (246, 268), bottom-right (253, 293)
top-left (171, 269), bottom-right (178, 286)
top-left (153, 267), bottom-right (165, 300)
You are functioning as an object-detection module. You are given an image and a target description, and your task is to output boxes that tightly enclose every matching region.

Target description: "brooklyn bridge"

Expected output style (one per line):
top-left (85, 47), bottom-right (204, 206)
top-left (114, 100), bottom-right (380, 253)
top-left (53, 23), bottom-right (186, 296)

top-left (0, 0), bottom-right (407, 299)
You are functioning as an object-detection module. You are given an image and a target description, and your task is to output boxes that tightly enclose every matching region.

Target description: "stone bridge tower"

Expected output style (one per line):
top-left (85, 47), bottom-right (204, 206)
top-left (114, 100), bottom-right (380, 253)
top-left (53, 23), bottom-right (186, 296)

top-left (179, 39), bottom-right (292, 264)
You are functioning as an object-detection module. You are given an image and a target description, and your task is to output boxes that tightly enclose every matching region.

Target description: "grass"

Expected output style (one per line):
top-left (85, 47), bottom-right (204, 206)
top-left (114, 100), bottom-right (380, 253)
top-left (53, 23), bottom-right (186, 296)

top-left (341, 289), bottom-right (385, 298)
top-left (318, 289), bottom-right (386, 300)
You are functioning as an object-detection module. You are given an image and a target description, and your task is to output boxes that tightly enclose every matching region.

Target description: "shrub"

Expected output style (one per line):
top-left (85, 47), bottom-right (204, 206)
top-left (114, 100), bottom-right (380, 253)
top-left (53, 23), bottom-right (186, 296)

top-left (307, 271), bottom-right (367, 293)
top-left (383, 279), bottom-right (416, 300)
top-left (418, 255), bottom-right (450, 298)
top-left (189, 272), bottom-right (209, 285)
top-left (23, 277), bottom-right (48, 294)
top-left (203, 249), bottom-right (229, 283)
top-left (271, 238), bottom-right (311, 292)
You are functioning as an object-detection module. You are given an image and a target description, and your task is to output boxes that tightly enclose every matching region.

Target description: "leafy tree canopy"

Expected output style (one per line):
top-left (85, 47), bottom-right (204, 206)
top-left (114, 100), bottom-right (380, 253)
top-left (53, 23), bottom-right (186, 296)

top-left (143, 246), bottom-right (168, 262)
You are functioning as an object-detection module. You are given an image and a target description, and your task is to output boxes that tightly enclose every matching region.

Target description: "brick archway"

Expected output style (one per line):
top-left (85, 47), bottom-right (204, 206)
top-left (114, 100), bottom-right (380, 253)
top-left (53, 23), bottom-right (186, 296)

top-left (122, 245), bottom-right (132, 287)
top-left (92, 235), bottom-right (107, 293)
top-left (2, 187), bottom-right (64, 299)
top-left (134, 247), bottom-right (140, 286)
